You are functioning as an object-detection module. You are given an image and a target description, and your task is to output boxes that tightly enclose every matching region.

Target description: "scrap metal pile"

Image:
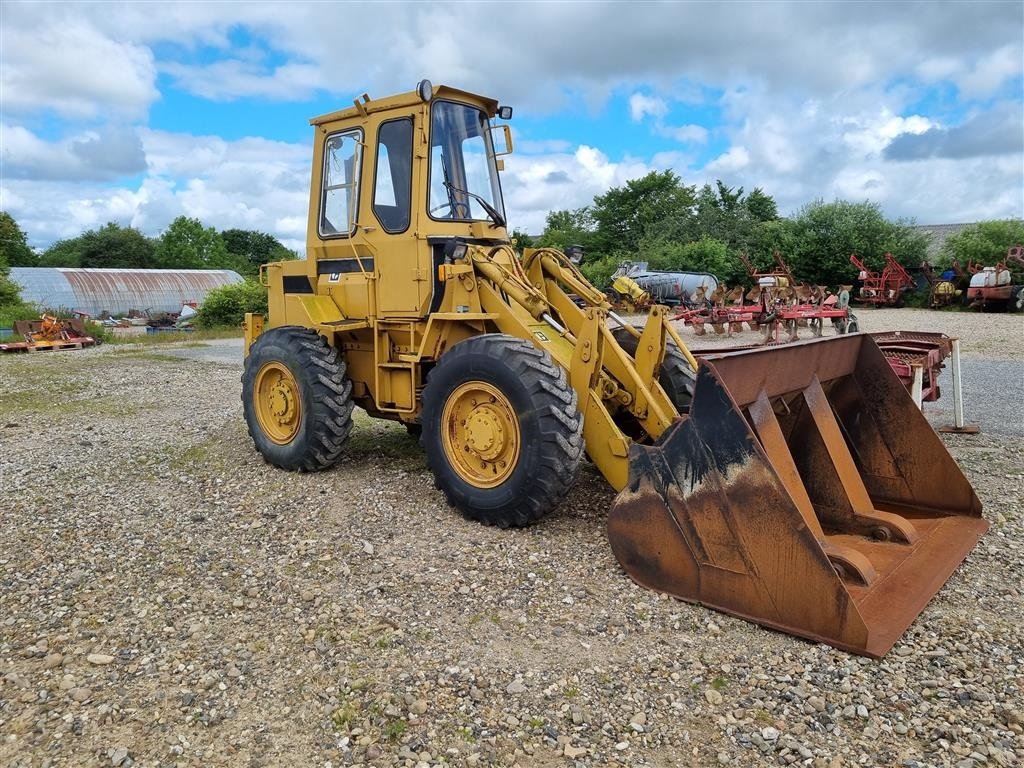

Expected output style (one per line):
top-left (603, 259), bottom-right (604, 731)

top-left (673, 251), bottom-right (859, 342)
top-left (0, 314), bottom-right (98, 354)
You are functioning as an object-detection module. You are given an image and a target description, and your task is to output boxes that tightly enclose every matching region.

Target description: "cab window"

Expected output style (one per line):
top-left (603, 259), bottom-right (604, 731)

top-left (428, 101), bottom-right (505, 223)
top-left (372, 119), bottom-right (413, 233)
top-left (320, 128), bottom-right (362, 237)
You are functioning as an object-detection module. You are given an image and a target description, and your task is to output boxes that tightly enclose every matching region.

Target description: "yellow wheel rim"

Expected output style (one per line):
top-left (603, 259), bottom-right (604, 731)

top-left (254, 361), bottom-right (302, 445)
top-left (441, 381), bottom-right (521, 488)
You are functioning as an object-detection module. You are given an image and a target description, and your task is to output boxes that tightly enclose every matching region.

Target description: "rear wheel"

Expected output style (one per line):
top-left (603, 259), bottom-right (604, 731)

top-left (613, 327), bottom-right (696, 413)
top-left (242, 327), bottom-right (354, 471)
top-left (421, 334), bottom-right (583, 527)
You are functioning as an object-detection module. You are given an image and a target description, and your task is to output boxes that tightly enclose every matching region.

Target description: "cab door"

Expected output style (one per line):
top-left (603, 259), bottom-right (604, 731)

top-left (369, 112), bottom-right (432, 317)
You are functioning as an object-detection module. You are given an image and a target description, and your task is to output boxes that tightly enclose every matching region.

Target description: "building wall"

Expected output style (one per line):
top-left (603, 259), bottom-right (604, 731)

top-left (9, 267), bottom-right (245, 317)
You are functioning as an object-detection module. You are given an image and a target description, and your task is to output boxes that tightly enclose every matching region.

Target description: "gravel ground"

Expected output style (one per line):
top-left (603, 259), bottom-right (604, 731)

top-left (1, 317), bottom-right (1022, 768)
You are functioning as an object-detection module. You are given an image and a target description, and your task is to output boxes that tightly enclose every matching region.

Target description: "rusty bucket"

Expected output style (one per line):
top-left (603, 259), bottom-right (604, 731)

top-left (608, 334), bottom-right (986, 657)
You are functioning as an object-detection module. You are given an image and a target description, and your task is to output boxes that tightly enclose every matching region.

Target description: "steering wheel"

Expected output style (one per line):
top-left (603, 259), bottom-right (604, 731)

top-left (429, 200), bottom-right (471, 218)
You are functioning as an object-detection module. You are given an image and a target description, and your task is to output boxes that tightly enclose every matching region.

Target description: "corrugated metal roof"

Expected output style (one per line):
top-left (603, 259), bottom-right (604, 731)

top-left (9, 267), bottom-right (245, 316)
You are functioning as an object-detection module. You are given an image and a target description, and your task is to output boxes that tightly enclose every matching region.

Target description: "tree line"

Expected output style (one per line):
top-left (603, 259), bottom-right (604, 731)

top-left (0, 213), bottom-right (297, 279)
top-left (513, 171), bottom-right (1024, 290)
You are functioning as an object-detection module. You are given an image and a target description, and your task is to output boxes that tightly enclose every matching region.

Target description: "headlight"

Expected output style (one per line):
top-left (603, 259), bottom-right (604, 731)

top-left (417, 79), bottom-right (433, 102)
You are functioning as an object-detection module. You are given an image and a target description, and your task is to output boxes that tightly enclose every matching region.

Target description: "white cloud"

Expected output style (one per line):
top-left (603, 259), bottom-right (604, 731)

top-left (689, 89), bottom-right (1022, 223)
top-left (2, 129), bottom-right (310, 250)
top-left (954, 45), bottom-right (1023, 99)
top-left (2, 125), bottom-right (147, 181)
top-left (629, 93), bottom-right (668, 122)
top-left (656, 124), bottom-right (709, 144)
top-left (161, 60), bottom-right (328, 102)
top-left (1, 14), bottom-right (157, 118)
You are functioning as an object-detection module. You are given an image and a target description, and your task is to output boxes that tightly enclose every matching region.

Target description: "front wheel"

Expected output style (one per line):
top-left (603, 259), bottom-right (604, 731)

top-left (421, 334), bottom-right (584, 527)
top-left (242, 327), bottom-right (354, 471)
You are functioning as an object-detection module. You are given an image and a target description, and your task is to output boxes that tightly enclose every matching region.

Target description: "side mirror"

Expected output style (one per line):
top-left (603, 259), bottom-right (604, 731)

top-left (491, 124), bottom-right (513, 156)
top-left (497, 105), bottom-right (513, 120)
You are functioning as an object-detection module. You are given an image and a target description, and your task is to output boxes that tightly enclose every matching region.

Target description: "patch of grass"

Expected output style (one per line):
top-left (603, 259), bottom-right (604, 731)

top-left (108, 326), bottom-right (241, 346)
top-left (385, 719), bottom-right (407, 742)
top-left (0, 385), bottom-right (140, 417)
top-left (711, 676), bottom-right (729, 691)
top-left (564, 686), bottom-right (579, 699)
top-left (457, 726), bottom-right (475, 743)
top-left (753, 709), bottom-right (773, 724)
top-left (330, 701), bottom-right (360, 731)
top-left (529, 717), bottom-right (544, 728)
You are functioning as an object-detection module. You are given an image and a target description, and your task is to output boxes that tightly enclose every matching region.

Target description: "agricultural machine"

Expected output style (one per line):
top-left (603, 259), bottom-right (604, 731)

top-left (920, 259), bottom-right (965, 308)
top-left (850, 253), bottom-right (915, 306)
top-left (0, 314), bottom-right (98, 353)
top-left (967, 246), bottom-right (1024, 311)
top-left (240, 82), bottom-right (984, 657)
top-left (675, 251), bottom-right (858, 341)
top-left (609, 261), bottom-right (718, 308)
top-left (607, 271), bottom-right (652, 312)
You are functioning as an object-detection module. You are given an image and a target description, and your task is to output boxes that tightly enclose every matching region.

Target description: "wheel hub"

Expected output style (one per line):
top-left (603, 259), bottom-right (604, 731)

top-left (442, 382), bottom-right (520, 488)
top-left (465, 405), bottom-right (505, 460)
top-left (253, 361), bottom-right (302, 445)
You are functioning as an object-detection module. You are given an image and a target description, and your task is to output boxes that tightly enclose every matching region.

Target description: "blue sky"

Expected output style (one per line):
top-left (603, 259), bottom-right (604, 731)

top-left (2, 1), bottom-right (1022, 252)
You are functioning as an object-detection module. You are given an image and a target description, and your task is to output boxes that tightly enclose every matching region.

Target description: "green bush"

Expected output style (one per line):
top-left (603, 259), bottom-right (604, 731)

top-left (82, 320), bottom-right (114, 344)
top-left (579, 253), bottom-right (623, 291)
top-left (195, 280), bottom-right (268, 328)
top-left (0, 300), bottom-right (39, 329)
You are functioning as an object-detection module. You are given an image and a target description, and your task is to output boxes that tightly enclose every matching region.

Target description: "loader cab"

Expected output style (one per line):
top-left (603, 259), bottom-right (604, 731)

top-left (300, 82), bottom-right (513, 319)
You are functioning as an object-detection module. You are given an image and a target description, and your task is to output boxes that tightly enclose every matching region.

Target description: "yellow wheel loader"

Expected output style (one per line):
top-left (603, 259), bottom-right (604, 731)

top-left (242, 81), bottom-right (986, 657)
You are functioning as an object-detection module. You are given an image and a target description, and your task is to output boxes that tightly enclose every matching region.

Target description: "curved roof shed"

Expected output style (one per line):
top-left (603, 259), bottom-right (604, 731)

top-left (9, 267), bottom-right (245, 316)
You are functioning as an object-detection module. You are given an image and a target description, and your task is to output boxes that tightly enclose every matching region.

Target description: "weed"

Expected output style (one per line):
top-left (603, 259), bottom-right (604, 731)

top-left (385, 719), bottom-right (407, 742)
top-left (330, 702), bottom-right (360, 731)
top-left (711, 676), bottom-right (729, 691)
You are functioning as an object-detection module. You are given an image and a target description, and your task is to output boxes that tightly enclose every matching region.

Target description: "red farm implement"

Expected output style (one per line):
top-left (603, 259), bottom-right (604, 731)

top-left (966, 246), bottom-right (1024, 311)
top-left (850, 253), bottom-right (915, 307)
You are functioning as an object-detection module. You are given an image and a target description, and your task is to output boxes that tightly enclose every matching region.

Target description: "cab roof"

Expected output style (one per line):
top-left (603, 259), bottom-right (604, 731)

top-left (310, 84), bottom-right (500, 127)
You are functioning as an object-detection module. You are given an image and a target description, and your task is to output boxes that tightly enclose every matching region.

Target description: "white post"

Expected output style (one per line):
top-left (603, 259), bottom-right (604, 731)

top-left (950, 337), bottom-right (965, 429)
top-left (911, 365), bottom-right (924, 410)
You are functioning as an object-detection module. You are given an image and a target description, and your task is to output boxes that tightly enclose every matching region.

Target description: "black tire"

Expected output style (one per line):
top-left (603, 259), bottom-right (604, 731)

top-left (242, 327), bottom-right (354, 471)
top-left (404, 422), bottom-right (422, 438)
top-left (421, 334), bottom-right (583, 527)
top-left (612, 327), bottom-right (696, 412)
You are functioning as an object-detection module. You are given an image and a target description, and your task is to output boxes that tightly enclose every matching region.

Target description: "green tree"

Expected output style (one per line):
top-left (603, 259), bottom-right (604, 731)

top-left (535, 208), bottom-right (596, 253)
top-left (589, 171), bottom-right (696, 256)
top-left (641, 237), bottom-right (744, 284)
top-left (509, 228), bottom-right (535, 250)
top-left (76, 223), bottom-right (156, 268)
top-left (221, 229), bottom-right (296, 276)
top-left (781, 200), bottom-right (927, 286)
top-left (0, 211), bottom-right (38, 268)
top-left (939, 220), bottom-right (1024, 269)
top-left (39, 238), bottom-right (84, 267)
top-left (156, 216), bottom-right (229, 269)
top-left (745, 187), bottom-right (779, 223)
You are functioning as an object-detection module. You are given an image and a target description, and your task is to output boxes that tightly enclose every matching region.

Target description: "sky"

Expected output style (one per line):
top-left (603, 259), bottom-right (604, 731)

top-left (1, 1), bottom-right (1022, 253)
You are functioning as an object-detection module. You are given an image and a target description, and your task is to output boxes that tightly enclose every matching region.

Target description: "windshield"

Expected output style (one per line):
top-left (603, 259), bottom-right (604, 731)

top-left (428, 101), bottom-right (505, 223)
